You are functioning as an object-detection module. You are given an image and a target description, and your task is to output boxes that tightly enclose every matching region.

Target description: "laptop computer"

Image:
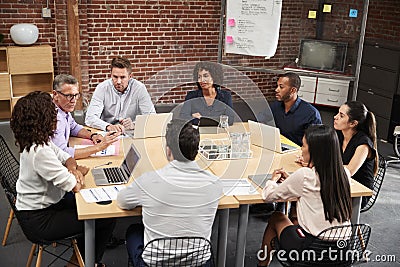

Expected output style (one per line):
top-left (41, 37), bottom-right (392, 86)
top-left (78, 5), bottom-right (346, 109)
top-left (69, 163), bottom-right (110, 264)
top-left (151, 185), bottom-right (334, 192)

top-left (198, 117), bottom-right (225, 134)
top-left (133, 113), bottom-right (173, 139)
top-left (248, 120), bottom-right (298, 153)
top-left (248, 174), bottom-right (272, 188)
top-left (91, 144), bottom-right (141, 186)
top-left (248, 172), bottom-right (293, 188)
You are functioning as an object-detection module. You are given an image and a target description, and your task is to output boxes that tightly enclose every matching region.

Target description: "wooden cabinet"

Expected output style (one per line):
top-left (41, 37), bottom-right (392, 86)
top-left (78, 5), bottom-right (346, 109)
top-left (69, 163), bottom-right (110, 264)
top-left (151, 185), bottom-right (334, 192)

top-left (299, 76), bottom-right (349, 107)
top-left (357, 41), bottom-right (400, 141)
top-left (0, 45), bottom-right (53, 119)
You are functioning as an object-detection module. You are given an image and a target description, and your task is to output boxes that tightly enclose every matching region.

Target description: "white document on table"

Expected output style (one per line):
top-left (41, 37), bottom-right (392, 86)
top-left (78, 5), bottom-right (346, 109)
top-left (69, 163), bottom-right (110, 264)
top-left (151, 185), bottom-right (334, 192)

top-left (80, 185), bottom-right (126, 203)
top-left (221, 179), bottom-right (259, 196)
top-left (74, 144), bottom-right (116, 156)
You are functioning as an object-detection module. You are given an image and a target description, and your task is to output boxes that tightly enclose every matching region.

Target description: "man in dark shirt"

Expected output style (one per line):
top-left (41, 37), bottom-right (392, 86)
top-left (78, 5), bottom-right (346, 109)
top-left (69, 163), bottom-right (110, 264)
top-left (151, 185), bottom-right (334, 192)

top-left (269, 72), bottom-right (322, 146)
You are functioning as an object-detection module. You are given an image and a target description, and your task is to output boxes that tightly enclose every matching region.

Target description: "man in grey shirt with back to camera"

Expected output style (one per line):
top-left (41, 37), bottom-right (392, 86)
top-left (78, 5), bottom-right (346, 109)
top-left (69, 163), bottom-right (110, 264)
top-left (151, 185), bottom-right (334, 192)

top-left (85, 56), bottom-right (155, 133)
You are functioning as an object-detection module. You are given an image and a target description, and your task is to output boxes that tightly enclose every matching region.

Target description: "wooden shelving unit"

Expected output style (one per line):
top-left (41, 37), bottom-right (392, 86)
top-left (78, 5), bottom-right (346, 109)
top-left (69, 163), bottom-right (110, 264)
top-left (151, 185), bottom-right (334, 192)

top-left (0, 45), bottom-right (53, 119)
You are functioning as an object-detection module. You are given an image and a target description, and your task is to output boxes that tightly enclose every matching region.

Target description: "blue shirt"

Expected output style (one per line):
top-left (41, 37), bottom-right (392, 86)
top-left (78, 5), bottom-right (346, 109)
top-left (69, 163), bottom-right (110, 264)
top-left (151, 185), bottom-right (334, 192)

top-left (270, 97), bottom-right (322, 146)
top-left (51, 106), bottom-right (84, 157)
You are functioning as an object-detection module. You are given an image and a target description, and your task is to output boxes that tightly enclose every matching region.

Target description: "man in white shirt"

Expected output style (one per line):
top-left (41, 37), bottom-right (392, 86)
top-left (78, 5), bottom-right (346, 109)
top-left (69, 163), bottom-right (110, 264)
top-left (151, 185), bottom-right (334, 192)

top-left (117, 119), bottom-right (222, 266)
top-left (85, 57), bottom-right (155, 133)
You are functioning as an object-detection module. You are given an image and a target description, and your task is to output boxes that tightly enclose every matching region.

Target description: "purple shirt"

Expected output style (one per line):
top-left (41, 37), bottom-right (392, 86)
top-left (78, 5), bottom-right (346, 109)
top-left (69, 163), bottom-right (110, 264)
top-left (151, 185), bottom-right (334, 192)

top-left (51, 106), bottom-right (84, 157)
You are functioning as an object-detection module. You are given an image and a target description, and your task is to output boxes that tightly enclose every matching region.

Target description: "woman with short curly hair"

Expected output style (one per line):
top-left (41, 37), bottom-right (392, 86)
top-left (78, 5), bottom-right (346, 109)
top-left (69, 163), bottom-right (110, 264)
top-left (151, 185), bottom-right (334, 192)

top-left (180, 61), bottom-right (234, 125)
top-left (10, 91), bottom-right (115, 267)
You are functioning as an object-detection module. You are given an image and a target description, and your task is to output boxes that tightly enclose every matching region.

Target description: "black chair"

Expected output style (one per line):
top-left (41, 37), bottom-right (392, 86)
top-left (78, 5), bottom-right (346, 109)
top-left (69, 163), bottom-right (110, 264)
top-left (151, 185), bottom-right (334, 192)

top-left (272, 224), bottom-right (371, 267)
top-left (387, 125), bottom-right (400, 166)
top-left (0, 135), bottom-right (19, 246)
top-left (361, 153), bottom-right (387, 212)
top-left (129, 236), bottom-right (215, 267)
top-left (0, 135), bottom-right (84, 267)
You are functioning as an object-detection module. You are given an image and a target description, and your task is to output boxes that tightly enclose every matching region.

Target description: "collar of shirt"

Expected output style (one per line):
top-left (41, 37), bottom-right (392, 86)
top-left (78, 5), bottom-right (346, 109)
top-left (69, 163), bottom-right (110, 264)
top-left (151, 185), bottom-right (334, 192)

top-left (56, 105), bottom-right (70, 120)
top-left (169, 160), bottom-right (202, 172)
top-left (195, 85), bottom-right (224, 100)
top-left (110, 78), bottom-right (133, 95)
top-left (280, 96), bottom-right (301, 115)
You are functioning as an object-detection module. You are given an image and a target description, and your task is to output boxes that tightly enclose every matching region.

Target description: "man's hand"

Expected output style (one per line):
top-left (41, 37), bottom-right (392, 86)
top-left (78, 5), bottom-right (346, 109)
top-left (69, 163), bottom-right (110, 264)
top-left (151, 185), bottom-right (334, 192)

top-left (106, 124), bottom-right (125, 133)
top-left (91, 133), bottom-right (104, 144)
top-left (95, 131), bottom-right (120, 151)
top-left (120, 118), bottom-right (135, 130)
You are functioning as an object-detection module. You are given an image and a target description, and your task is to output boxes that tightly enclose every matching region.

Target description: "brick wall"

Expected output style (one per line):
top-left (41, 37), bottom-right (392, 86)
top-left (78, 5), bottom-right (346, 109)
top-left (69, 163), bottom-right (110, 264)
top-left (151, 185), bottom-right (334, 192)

top-left (0, 0), bottom-right (398, 108)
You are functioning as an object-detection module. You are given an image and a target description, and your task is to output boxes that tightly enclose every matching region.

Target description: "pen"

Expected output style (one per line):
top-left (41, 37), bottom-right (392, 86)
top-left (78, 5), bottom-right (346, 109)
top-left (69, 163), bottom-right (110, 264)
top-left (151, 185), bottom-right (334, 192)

top-left (102, 188), bottom-right (111, 199)
top-left (114, 186), bottom-right (120, 192)
top-left (90, 189), bottom-right (98, 201)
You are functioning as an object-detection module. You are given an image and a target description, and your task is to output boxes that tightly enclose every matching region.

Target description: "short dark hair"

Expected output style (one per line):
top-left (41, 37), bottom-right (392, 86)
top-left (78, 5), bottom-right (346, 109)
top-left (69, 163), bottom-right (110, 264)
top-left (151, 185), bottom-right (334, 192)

top-left (10, 91), bottom-right (57, 153)
top-left (165, 119), bottom-right (200, 161)
top-left (53, 74), bottom-right (78, 91)
top-left (111, 57), bottom-right (132, 73)
top-left (193, 61), bottom-right (224, 86)
top-left (278, 72), bottom-right (301, 91)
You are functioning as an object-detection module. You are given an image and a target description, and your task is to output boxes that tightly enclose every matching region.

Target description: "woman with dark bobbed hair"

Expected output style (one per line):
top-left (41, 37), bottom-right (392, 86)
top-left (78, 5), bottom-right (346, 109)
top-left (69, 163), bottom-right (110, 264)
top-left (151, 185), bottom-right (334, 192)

top-left (258, 125), bottom-right (352, 266)
top-left (180, 61), bottom-right (234, 125)
top-left (334, 100), bottom-right (378, 209)
top-left (10, 91), bottom-right (115, 267)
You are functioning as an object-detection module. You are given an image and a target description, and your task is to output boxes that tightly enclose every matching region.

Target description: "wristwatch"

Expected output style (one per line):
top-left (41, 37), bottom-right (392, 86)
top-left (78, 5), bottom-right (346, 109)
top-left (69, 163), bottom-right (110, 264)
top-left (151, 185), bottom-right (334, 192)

top-left (90, 132), bottom-right (99, 140)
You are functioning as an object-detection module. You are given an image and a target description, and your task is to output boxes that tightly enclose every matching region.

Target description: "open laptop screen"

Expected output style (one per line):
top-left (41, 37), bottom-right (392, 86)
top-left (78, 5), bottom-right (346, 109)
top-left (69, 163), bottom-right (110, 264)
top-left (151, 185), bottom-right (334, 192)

top-left (121, 145), bottom-right (140, 176)
top-left (199, 117), bottom-right (219, 127)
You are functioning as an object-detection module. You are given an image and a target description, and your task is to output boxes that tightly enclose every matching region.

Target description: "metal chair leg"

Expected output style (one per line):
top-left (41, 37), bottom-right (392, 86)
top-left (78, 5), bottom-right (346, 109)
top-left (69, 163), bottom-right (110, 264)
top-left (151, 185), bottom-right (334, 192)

top-left (26, 243), bottom-right (37, 267)
top-left (357, 226), bottom-right (366, 251)
top-left (35, 245), bottom-right (43, 267)
top-left (2, 208), bottom-right (14, 246)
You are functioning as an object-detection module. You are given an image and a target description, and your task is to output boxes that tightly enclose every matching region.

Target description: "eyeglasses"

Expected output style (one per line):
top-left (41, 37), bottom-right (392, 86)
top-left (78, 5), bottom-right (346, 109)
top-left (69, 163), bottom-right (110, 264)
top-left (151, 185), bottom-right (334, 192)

top-left (57, 91), bottom-right (81, 101)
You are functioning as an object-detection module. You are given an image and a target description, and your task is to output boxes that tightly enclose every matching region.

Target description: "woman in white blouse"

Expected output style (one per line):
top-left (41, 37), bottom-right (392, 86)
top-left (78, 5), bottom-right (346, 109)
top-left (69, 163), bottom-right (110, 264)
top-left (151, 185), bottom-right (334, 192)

top-left (258, 125), bottom-right (352, 266)
top-left (10, 91), bottom-right (115, 267)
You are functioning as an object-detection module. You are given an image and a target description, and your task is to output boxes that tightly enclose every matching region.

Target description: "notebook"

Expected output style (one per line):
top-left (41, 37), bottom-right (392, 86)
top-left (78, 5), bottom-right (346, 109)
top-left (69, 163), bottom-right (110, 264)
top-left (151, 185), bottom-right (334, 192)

top-left (248, 120), bottom-right (298, 153)
top-left (91, 144), bottom-right (140, 186)
top-left (133, 113), bottom-right (173, 139)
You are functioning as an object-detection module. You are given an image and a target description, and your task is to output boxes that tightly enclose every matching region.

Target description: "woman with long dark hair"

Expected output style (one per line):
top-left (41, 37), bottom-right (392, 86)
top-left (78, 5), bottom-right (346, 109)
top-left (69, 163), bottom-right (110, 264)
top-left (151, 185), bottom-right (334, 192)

top-left (10, 91), bottom-right (115, 267)
top-left (258, 125), bottom-right (352, 266)
top-left (334, 101), bottom-right (378, 208)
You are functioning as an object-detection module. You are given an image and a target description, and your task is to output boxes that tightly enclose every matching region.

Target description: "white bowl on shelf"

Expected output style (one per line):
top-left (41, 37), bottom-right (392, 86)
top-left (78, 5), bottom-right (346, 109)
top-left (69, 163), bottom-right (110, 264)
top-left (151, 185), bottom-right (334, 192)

top-left (10, 24), bottom-right (39, 45)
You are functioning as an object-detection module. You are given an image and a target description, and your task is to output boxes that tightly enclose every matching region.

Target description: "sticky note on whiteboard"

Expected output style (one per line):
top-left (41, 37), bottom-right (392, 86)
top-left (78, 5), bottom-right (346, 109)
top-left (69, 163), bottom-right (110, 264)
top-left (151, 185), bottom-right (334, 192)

top-left (308, 10), bottom-right (317, 19)
top-left (349, 9), bottom-right (358, 18)
top-left (226, 36), bottom-right (233, 44)
top-left (228, 18), bottom-right (235, 27)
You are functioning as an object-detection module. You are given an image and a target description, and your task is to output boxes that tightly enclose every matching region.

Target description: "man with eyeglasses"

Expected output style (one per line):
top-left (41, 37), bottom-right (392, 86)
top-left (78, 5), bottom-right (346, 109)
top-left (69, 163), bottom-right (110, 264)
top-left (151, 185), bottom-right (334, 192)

top-left (52, 74), bottom-right (120, 159)
top-left (85, 57), bottom-right (155, 133)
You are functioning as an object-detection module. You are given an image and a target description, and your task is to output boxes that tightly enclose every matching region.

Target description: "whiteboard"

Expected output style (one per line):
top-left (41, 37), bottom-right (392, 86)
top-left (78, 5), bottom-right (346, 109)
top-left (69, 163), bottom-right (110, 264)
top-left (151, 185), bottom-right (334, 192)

top-left (225, 0), bottom-right (283, 57)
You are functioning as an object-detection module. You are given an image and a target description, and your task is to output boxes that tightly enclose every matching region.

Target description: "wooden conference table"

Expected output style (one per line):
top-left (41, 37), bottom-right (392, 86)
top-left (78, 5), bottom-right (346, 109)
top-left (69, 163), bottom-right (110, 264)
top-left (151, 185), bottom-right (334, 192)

top-left (74, 123), bottom-right (372, 267)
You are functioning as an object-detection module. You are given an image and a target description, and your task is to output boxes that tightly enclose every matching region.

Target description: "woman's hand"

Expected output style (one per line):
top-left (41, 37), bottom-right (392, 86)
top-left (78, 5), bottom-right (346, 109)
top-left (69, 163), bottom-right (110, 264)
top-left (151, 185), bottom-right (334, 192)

top-left (295, 155), bottom-right (308, 167)
top-left (77, 165), bottom-right (89, 176)
top-left (271, 168), bottom-right (290, 183)
top-left (69, 168), bottom-right (85, 192)
top-left (191, 112), bottom-right (202, 119)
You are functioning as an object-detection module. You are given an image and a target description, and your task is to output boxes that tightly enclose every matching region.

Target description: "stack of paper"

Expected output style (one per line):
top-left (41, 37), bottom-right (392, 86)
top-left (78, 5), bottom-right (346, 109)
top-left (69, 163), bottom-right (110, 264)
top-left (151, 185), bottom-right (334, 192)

top-left (80, 185), bottom-right (126, 203)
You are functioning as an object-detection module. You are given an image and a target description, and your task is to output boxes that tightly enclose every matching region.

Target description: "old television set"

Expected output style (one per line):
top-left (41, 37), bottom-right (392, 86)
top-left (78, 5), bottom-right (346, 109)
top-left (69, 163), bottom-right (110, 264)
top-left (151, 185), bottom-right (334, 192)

top-left (298, 39), bottom-right (348, 73)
